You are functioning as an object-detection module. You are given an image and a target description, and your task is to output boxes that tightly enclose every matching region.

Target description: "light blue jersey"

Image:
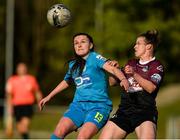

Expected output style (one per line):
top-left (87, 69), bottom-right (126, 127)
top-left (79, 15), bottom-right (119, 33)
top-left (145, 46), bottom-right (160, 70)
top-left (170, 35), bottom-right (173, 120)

top-left (64, 51), bottom-right (112, 106)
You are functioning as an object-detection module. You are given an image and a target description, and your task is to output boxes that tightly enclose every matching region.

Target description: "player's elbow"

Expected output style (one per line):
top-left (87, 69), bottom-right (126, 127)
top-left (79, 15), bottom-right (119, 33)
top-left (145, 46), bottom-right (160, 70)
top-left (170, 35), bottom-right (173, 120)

top-left (109, 77), bottom-right (118, 86)
top-left (109, 80), bottom-right (116, 86)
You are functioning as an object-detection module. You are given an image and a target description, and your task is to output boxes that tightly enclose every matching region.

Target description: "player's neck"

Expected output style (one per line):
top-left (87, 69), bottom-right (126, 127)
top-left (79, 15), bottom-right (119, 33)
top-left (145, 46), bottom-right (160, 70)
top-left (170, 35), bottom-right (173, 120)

top-left (139, 56), bottom-right (155, 64)
top-left (82, 53), bottom-right (89, 60)
top-left (18, 74), bottom-right (27, 78)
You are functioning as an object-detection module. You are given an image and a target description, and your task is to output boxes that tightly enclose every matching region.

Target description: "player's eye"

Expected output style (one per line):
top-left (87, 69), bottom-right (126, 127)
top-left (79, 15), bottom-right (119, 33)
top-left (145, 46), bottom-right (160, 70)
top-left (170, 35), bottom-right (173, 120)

top-left (74, 42), bottom-right (78, 45)
top-left (81, 40), bottom-right (86, 43)
top-left (81, 39), bottom-right (89, 44)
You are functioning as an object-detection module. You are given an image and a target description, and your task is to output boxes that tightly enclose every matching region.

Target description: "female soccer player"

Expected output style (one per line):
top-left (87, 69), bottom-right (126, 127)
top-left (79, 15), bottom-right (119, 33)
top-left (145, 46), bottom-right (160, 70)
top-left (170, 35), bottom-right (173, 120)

top-left (99, 30), bottom-right (164, 139)
top-left (38, 33), bottom-right (129, 139)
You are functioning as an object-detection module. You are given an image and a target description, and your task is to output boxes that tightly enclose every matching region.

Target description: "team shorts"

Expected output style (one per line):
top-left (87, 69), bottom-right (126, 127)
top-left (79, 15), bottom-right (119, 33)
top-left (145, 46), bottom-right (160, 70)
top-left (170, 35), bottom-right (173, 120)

top-left (110, 108), bottom-right (158, 134)
top-left (14, 105), bottom-right (34, 122)
top-left (64, 101), bottom-right (112, 130)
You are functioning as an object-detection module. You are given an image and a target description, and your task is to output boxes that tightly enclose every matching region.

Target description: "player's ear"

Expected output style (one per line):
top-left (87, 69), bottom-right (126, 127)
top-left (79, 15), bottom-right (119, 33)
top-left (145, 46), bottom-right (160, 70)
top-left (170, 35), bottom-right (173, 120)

top-left (90, 43), bottom-right (93, 49)
top-left (146, 44), bottom-right (152, 50)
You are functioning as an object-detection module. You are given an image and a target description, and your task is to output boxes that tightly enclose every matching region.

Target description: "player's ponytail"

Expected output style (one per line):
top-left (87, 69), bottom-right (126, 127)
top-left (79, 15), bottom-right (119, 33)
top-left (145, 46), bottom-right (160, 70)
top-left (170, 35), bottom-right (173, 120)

top-left (139, 29), bottom-right (159, 48)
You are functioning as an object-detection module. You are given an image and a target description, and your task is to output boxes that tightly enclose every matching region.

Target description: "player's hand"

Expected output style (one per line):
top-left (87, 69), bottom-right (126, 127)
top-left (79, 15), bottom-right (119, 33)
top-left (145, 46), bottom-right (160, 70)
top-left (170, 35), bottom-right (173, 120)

top-left (38, 96), bottom-right (51, 111)
top-left (120, 78), bottom-right (129, 91)
top-left (107, 60), bottom-right (120, 68)
top-left (124, 65), bottom-right (135, 75)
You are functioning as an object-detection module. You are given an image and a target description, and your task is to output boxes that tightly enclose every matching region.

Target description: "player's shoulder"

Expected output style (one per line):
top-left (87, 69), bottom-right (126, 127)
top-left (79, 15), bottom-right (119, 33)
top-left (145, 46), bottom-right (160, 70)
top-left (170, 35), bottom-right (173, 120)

top-left (152, 59), bottom-right (163, 65)
top-left (67, 59), bottom-right (75, 68)
top-left (26, 75), bottom-right (37, 80)
top-left (90, 51), bottom-right (107, 61)
top-left (90, 51), bottom-right (98, 57)
top-left (150, 59), bottom-right (164, 67)
top-left (150, 59), bottom-right (164, 73)
top-left (8, 75), bottom-right (18, 81)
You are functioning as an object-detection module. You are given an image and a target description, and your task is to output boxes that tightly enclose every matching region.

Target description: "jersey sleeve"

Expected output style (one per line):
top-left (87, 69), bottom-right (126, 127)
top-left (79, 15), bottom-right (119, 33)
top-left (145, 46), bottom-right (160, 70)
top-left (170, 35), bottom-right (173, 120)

top-left (149, 62), bottom-right (164, 86)
top-left (6, 77), bottom-right (13, 94)
top-left (64, 63), bottom-right (73, 84)
top-left (64, 69), bottom-right (71, 81)
top-left (94, 54), bottom-right (108, 68)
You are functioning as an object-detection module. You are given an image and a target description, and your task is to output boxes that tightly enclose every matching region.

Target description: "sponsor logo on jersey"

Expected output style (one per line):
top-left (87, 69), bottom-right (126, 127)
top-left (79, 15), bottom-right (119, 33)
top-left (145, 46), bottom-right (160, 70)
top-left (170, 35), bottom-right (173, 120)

top-left (96, 55), bottom-right (107, 61)
top-left (128, 77), bottom-right (143, 92)
top-left (75, 75), bottom-right (92, 88)
top-left (157, 65), bottom-right (163, 72)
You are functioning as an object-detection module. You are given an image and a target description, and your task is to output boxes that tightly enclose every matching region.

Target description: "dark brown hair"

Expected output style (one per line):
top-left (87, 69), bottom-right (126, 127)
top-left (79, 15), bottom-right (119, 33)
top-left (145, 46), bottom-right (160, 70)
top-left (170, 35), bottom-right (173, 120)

top-left (139, 29), bottom-right (159, 48)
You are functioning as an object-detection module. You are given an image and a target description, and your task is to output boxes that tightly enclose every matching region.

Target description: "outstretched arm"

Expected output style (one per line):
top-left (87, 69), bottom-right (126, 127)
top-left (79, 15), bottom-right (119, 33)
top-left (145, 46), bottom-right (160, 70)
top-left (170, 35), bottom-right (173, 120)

top-left (106, 60), bottom-right (120, 86)
top-left (38, 80), bottom-right (69, 111)
top-left (103, 62), bottom-right (129, 91)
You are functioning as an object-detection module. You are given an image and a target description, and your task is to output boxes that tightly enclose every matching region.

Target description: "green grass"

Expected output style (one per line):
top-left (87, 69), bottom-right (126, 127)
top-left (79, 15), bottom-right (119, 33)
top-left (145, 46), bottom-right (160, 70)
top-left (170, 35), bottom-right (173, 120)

top-left (157, 98), bottom-right (180, 138)
top-left (29, 98), bottom-right (180, 139)
top-left (1, 84), bottom-right (180, 139)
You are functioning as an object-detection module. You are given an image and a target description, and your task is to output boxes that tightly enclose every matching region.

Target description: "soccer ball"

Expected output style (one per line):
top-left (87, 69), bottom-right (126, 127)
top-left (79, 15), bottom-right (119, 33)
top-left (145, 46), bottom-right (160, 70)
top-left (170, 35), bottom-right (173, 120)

top-left (47, 4), bottom-right (71, 28)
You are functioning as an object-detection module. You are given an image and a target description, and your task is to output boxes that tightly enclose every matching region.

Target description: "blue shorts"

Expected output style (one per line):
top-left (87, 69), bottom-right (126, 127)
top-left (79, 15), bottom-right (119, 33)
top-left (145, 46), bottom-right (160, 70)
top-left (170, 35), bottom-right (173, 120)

top-left (64, 101), bottom-right (112, 130)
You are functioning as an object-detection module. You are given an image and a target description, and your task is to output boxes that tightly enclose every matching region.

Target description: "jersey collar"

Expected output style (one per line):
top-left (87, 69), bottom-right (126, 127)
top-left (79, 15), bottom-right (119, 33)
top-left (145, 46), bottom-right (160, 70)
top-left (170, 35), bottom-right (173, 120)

top-left (139, 57), bottom-right (156, 65)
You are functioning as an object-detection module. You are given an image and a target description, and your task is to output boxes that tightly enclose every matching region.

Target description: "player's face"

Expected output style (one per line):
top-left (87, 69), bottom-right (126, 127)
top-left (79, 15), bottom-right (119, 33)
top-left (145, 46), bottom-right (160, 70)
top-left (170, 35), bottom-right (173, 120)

top-left (16, 63), bottom-right (28, 76)
top-left (73, 35), bottom-right (93, 57)
top-left (134, 37), bottom-right (147, 58)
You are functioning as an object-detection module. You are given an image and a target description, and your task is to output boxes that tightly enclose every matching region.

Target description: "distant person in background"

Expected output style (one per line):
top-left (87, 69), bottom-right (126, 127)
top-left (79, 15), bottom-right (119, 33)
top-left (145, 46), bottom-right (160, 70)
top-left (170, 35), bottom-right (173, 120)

top-left (6, 62), bottom-right (43, 139)
top-left (39, 33), bottom-right (129, 139)
top-left (99, 30), bottom-right (164, 139)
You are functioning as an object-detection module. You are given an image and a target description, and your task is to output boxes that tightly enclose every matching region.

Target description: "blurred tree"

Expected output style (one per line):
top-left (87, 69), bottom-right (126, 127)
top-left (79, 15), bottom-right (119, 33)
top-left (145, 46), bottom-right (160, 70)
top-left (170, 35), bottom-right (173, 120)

top-left (0, 0), bottom-right (6, 116)
top-left (0, 0), bottom-right (180, 105)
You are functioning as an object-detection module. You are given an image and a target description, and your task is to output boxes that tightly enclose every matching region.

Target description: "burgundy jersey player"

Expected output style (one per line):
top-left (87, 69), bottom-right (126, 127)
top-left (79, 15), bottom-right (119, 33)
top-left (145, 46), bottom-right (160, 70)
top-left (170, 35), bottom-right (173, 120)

top-left (124, 58), bottom-right (164, 107)
top-left (100, 30), bottom-right (164, 139)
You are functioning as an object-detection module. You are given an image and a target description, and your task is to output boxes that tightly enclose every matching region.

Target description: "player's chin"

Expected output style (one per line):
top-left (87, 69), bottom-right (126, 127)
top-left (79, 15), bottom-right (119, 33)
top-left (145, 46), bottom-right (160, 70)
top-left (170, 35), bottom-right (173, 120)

top-left (135, 52), bottom-right (140, 58)
top-left (77, 52), bottom-right (89, 57)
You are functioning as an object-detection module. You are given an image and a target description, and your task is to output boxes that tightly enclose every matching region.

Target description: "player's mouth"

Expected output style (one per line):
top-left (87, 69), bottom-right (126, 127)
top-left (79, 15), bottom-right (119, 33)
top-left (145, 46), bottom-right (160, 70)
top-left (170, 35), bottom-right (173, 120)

top-left (78, 49), bottom-right (84, 51)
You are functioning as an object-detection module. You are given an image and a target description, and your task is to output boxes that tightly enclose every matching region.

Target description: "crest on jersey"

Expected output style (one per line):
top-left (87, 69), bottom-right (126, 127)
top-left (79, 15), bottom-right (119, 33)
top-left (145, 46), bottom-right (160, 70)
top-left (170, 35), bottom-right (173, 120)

top-left (151, 73), bottom-right (162, 84)
top-left (142, 66), bottom-right (149, 72)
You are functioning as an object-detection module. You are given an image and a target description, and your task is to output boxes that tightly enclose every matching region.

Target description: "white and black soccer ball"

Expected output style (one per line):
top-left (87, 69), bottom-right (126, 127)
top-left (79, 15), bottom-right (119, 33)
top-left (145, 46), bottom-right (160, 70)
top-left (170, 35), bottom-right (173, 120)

top-left (47, 4), bottom-right (71, 28)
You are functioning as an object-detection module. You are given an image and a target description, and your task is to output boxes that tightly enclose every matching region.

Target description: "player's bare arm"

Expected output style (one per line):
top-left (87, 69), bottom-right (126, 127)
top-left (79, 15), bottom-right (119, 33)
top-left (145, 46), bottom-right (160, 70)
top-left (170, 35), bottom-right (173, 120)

top-left (103, 62), bottom-right (129, 91)
top-left (39, 80), bottom-right (69, 111)
top-left (125, 65), bottom-right (156, 93)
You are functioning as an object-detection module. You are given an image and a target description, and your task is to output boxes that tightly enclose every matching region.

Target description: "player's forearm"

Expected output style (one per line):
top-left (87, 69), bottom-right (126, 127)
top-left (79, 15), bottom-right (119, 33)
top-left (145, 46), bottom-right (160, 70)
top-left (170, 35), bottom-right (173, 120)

top-left (36, 90), bottom-right (43, 102)
top-left (6, 93), bottom-right (13, 114)
top-left (103, 62), bottom-right (126, 81)
top-left (112, 67), bottom-right (126, 81)
top-left (133, 72), bottom-right (156, 93)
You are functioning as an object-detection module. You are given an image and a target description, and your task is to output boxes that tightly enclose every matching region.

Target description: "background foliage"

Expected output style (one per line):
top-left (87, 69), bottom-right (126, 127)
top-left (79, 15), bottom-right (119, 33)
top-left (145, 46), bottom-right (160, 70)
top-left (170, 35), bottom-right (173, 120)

top-left (0, 0), bottom-right (180, 104)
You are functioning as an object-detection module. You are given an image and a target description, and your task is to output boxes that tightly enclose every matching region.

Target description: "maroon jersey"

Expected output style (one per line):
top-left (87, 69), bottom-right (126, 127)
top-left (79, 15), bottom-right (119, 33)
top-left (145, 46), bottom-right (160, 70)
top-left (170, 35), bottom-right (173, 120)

top-left (120, 58), bottom-right (164, 112)
top-left (125, 57), bottom-right (164, 98)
